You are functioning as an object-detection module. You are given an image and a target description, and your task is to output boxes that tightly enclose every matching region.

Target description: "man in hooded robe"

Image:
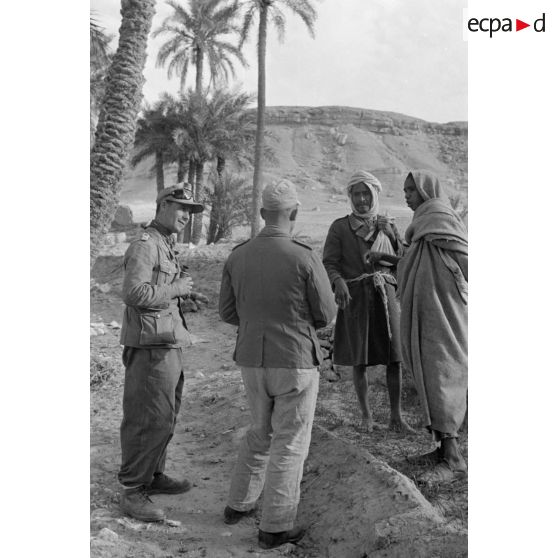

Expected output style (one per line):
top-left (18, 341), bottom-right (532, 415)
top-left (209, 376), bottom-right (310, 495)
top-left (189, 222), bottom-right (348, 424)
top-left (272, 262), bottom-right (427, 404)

top-left (368, 170), bottom-right (468, 481)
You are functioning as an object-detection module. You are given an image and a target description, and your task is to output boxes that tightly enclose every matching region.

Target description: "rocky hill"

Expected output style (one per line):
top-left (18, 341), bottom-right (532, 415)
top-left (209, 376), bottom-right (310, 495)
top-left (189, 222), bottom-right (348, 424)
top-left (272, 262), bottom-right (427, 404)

top-left (120, 105), bottom-right (467, 223)
top-left (259, 106), bottom-right (467, 199)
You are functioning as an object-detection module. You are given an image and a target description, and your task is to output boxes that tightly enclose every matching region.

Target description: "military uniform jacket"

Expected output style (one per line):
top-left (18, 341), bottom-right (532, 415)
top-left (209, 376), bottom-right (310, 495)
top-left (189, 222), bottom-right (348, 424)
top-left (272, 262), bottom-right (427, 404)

top-left (219, 226), bottom-right (336, 368)
top-left (120, 222), bottom-right (190, 348)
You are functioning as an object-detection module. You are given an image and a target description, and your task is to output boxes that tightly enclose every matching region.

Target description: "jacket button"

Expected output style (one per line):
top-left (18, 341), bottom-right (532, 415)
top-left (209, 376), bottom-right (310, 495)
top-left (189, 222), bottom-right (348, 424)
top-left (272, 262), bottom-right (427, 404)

top-left (156, 314), bottom-right (160, 318)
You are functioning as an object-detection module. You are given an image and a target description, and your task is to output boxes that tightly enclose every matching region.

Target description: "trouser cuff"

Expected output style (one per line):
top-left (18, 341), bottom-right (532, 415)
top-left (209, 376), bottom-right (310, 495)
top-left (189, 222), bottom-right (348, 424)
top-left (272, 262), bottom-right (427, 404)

top-left (121, 484), bottom-right (145, 492)
top-left (227, 501), bottom-right (257, 512)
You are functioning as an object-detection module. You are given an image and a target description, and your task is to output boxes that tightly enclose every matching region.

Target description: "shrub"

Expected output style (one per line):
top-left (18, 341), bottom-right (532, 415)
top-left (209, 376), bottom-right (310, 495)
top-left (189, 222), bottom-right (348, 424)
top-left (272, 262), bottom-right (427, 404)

top-left (206, 171), bottom-right (252, 244)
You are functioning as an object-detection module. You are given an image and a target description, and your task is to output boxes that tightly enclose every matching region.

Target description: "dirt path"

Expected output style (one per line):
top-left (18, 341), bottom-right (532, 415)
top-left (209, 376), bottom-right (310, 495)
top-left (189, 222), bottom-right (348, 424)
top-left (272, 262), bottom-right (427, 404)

top-left (90, 250), bottom-right (467, 558)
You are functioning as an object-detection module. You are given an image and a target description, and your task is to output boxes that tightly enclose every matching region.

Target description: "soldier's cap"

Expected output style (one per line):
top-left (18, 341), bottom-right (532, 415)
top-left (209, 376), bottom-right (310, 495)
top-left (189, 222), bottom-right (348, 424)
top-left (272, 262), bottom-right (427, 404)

top-left (262, 179), bottom-right (300, 211)
top-left (156, 183), bottom-right (204, 213)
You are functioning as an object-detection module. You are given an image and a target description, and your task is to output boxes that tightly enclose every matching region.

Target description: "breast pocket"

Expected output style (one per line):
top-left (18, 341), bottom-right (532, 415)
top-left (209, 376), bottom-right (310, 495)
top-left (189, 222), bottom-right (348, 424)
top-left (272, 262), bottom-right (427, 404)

top-left (139, 309), bottom-right (176, 345)
top-left (154, 261), bottom-right (177, 286)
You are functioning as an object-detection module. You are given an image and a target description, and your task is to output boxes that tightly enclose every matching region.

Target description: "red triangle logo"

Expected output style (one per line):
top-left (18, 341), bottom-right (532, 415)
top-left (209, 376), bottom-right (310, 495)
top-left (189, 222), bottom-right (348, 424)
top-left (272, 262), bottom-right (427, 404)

top-left (516, 19), bottom-right (530, 31)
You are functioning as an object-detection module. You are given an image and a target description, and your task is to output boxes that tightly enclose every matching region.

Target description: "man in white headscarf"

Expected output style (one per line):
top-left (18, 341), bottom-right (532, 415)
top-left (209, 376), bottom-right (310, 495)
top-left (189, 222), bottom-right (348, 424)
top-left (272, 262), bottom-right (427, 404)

top-left (322, 170), bottom-right (414, 433)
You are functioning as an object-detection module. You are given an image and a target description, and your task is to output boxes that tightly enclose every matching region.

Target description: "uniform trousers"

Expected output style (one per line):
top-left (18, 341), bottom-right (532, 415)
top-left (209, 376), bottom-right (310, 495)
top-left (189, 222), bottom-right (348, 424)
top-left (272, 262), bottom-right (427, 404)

top-left (227, 367), bottom-right (319, 533)
top-left (118, 347), bottom-right (184, 488)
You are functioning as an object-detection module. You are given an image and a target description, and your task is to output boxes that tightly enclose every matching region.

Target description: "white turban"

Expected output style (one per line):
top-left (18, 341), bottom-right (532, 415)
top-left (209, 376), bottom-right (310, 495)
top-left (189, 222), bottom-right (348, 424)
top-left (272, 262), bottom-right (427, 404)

top-left (347, 170), bottom-right (382, 219)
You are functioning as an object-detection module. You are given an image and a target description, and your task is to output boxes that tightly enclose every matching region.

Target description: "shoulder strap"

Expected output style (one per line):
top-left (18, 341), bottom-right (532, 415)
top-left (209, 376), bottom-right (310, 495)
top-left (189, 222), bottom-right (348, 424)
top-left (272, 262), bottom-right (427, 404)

top-left (232, 239), bottom-right (251, 251)
top-left (291, 238), bottom-right (312, 250)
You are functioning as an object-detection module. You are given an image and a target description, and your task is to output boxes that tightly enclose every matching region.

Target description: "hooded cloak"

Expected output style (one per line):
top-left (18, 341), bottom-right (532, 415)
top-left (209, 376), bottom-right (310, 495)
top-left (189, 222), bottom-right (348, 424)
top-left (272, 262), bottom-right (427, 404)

top-left (398, 170), bottom-right (468, 436)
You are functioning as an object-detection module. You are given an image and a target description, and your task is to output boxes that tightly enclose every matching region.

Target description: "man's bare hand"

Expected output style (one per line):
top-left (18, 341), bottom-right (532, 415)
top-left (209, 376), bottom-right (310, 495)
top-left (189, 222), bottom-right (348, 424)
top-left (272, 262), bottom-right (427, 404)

top-left (333, 278), bottom-right (351, 309)
top-left (365, 251), bottom-right (386, 264)
top-left (376, 216), bottom-right (395, 239)
top-left (171, 276), bottom-right (194, 297)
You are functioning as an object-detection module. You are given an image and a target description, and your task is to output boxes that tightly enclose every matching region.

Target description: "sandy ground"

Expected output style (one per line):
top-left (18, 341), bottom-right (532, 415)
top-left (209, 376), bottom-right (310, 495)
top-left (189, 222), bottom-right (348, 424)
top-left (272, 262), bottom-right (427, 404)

top-left (90, 244), bottom-right (467, 558)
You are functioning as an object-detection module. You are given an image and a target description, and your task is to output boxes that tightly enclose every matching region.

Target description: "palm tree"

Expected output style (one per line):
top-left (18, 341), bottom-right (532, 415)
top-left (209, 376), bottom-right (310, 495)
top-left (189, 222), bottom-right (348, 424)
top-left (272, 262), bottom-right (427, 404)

top-left (90, 0), bottom-right (157, 269)
top-left (90, 63), bottom-right (109, 148)
top-left (239, 0), bottom-right (318, 237)
top-left (207, 88), bottom-right (256, 174)
top-left (154, 0), bottom-right (247, 243)
top-left (90, 13), bottom-right (112, 72)
top-left (90, 14), bottom-right (113, 147)
top-left (171, 88), bottom-right (261, 244)
top-left (206, 170), bottom-right (251, 244)
top-left (130, 94), bottom-right (177, 193)
top-left (171, 90), bottom-right (216, 244)
top-left (203, 88), bottom-right (255, 243)
top-left (153, 0), bottom-right (246, 94)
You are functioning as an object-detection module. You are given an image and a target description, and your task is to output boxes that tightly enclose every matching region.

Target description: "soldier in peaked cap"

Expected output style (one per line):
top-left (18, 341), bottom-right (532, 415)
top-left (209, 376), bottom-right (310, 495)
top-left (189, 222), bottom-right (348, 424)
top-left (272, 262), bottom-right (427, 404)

top-left (118, 183), bottom-right (208, 522)
top-left (219, 179), bottom-right (336, 550)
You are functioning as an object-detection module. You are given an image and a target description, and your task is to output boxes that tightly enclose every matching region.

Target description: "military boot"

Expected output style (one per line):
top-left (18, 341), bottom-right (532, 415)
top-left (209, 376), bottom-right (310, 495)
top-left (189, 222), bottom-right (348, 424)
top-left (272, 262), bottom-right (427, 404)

top-left (258, 526), bottom-right (306, 549)
top-left (146, 473), bottom-right (192, 495)
top-left (120, 486), bottom-right (165, 522)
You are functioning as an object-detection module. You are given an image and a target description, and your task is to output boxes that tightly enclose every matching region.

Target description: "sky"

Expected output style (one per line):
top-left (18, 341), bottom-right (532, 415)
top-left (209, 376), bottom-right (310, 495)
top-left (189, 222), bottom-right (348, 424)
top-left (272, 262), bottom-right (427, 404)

top-left (91, 0), bottom-right (467, 123)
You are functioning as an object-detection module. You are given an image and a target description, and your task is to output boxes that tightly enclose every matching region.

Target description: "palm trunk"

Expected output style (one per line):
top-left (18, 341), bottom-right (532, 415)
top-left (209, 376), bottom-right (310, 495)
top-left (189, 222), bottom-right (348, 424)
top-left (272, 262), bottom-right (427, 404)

top-left (207, 197), bottom-right (219, 244)
top-left (195, 47), bottom-right (203, 94)
top-left (177, 152), bottom-right (187, 182)
top-left (179, 159), bottom-right (197, 244)
top-left (191, 161), bottom-right (205, 244)
top-left (175, 153), bottom-right (188, 243)
top-left (207, 156), bottom-right (225, 244)
top-left (250, 4), bottom-right (268, 237)
top-left (90, 0), bottom-right (156, 269)
top-left (155, 149), bottom-right (165, 192)
top-left (216, 155), bottom-right (225, 179)
top-left (188, 158), bottom-right (196, 185)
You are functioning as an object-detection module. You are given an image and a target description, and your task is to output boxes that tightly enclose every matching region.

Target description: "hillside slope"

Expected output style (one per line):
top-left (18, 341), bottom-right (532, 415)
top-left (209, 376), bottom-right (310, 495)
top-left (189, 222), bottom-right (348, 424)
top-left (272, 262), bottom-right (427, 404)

top-left (120, 105), bottom-right (467, 224)
top-left (259, 106), bottom-right (467, 199)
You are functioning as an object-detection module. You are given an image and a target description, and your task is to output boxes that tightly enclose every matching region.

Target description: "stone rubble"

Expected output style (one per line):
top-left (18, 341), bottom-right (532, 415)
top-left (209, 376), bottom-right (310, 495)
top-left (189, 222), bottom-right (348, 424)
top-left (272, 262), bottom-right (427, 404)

top-left (317, 324), bottom-right (339, 381)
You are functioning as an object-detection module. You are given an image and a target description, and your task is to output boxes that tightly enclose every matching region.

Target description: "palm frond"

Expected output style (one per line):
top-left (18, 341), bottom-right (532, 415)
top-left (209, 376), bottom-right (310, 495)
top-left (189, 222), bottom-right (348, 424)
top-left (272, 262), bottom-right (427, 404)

top-left (130, 145), bottom-right (157, 167)
top-left (155, 37), bottom-right (189, 67)
top-left (162, 53), bottom-right (187, 88)
top-left (217, 54), bottom-right (236, 82)
top-left (214, 40), bottom-right (248, 67)
top-left (165, 0), bottom-right (196, 28)
top-left (239, 5), bottom-right (257, 47)
top-left (281, 0), bottom-right (317, 37)
top-left (269, 7), bottom-right (286, 42)
top-left (90, 15), bottom-right (113, 70)
top-left (154, 0), bottom-right (247, 92)
top-left (153, 22), bottom-right (194, 40)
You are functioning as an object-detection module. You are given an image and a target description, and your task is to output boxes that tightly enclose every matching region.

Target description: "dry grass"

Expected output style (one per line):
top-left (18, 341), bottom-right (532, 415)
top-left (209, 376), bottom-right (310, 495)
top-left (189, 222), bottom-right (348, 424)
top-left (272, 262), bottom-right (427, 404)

top-left (315, 366), bottom-right (468, 531)
top-left (90, 354), bottom-right (121, 388)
